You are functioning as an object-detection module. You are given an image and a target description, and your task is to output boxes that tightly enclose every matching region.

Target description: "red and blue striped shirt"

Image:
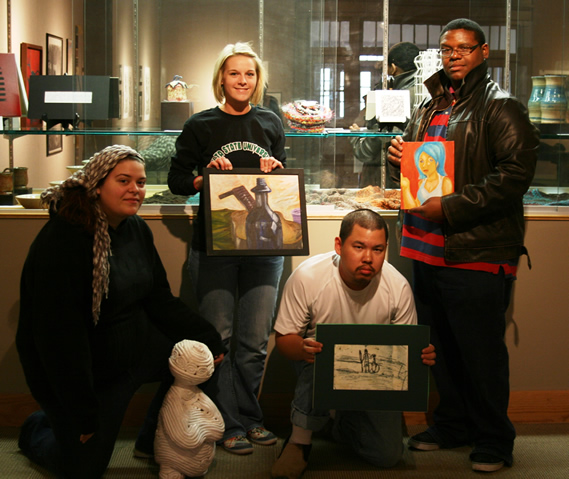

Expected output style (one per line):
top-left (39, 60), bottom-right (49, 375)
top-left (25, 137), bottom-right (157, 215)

top-left (400, 97), bottom-right (518, 277)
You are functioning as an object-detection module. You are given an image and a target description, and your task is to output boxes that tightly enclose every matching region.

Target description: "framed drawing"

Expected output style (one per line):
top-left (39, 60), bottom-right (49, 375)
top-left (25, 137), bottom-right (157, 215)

top-left (365, 89), bottom-right (411, 123)
top-left (313, 324), bottom-right (430, 411)
top-left (20, 43), bottom-right (43, 128)
top-left (400, 141), bottom-right (455, 210)
top-left (46, 34), bottom-right (63, 75)
top-left (203, 168), bottom-right (309, 256)
top-left (46, 124), bottom-right (63, 156)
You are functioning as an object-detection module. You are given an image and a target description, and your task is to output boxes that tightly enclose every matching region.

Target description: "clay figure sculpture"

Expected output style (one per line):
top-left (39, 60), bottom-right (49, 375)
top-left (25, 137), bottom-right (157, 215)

top-left (155, 340), bottom-right (224, 478)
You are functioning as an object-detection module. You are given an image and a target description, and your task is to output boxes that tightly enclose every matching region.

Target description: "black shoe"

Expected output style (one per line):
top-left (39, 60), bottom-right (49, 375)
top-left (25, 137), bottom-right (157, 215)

top-left (133, 447), bottom-right (154, 459)
top-left (133, 435), bottom-right (155, 458)
top-left (18, 411), bottom-right (50, 454)
top-left (408, 431), bottom-right (441, 451)
top-left (470, 452), bottom-right (505, 472)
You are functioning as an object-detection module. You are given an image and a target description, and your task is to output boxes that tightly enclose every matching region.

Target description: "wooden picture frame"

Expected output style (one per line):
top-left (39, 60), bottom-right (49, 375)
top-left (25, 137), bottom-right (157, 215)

top-left (203, 168), bottom-right (309, 256)
top-left (20, 43), bottom-right (43, 128)
top-left (46, 124), bottom-right (63, 156)
top-left (313, 324), bottom-right (430, 411)
top-left (46, 34), bottom-right (63, 75)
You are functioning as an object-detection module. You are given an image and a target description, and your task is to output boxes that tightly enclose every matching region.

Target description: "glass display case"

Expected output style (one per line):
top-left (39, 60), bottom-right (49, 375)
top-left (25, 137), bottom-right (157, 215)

top-left (1, 0), bottom-right (568, 215)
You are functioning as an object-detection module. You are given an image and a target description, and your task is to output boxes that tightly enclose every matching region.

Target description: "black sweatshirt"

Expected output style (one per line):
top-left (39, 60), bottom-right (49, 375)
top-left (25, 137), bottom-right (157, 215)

top-left (168, 106), bottom-right (287, 251)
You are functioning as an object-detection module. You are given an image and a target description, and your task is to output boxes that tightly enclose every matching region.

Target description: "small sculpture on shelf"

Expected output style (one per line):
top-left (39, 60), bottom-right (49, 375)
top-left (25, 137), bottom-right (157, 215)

top-left (162, 76), bottom-right (196, 130)
top-left (154, 340), bottom-right (224, 478)
top-left (165, 75), bottom-right (191, 102)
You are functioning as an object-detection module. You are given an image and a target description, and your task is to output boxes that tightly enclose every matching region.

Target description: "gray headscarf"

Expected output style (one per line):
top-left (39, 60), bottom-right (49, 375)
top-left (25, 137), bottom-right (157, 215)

top-left (41, 145), bottom-right (145, 325)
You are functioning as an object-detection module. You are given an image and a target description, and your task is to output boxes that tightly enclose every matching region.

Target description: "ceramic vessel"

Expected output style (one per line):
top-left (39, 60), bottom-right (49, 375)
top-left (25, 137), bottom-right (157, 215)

top-left (528, 76), bottom-right (545, 123)
top-left (16, 193), bottom-right (43, 209)
top-left (4, 167), bottom-right (28, 188)
top-left (0, 169), bottom-right (13, 193)
top-left (540, 75), bottom-right (567, 124)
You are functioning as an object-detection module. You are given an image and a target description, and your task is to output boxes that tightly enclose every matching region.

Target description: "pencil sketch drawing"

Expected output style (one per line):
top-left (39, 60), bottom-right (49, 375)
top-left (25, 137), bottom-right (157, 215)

top-left (333, 344), bottom-right (409, 391)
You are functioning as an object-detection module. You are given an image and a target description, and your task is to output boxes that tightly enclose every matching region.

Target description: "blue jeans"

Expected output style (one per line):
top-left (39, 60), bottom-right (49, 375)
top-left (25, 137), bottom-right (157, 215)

top-left (412, 261), bottom-right (515, 465)
top-left (290, 361), bottom-right (403, 468)
top-left (189, 250), bottom-right (284, 440)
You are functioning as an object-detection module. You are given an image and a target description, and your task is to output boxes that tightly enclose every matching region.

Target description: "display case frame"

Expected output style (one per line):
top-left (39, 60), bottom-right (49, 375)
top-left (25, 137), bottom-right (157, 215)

top-left (0, 0), bottom-right (568, 218)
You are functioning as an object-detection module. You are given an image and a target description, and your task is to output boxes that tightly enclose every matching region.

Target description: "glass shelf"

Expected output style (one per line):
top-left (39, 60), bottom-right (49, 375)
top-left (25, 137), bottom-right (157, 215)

top-left (3, 125), bottom-right (567, 139)
top-left (535, 124), bottom-right (569, 140)
top-left (1, 127), bottom-right (397, 138)
top-left (1, 127), bottom-right (178, 137)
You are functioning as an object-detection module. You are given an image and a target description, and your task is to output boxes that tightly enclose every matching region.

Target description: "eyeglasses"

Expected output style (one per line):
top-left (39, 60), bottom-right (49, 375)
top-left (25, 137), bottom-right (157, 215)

top-left (438, 43), bottom-right (482, 58)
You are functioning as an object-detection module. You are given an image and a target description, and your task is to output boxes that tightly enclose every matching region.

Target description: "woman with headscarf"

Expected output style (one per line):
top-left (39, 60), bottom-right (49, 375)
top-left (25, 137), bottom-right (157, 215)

top-left (16, 144), bottom-right (225, 479)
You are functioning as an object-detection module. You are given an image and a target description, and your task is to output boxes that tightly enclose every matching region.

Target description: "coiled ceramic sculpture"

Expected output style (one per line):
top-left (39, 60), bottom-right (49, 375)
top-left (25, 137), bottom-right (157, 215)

top-left (155, 340), bottom-right (224, 478)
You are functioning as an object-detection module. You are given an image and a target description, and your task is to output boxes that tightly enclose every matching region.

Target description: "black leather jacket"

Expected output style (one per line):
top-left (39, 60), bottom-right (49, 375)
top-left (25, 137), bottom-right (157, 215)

top-left (400, 61), bottom-right (539, 263)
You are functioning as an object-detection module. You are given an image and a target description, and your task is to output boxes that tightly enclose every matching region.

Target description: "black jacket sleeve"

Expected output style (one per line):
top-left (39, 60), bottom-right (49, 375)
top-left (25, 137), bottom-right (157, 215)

top-left (137, 218), bottom-right (225, 357)
top-left (16, 218), bottom-right (100, 435)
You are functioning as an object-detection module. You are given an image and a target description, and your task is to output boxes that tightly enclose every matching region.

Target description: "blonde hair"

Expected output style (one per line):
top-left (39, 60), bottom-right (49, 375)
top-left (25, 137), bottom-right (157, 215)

top-left (212, 42), bottom-right (267, 105)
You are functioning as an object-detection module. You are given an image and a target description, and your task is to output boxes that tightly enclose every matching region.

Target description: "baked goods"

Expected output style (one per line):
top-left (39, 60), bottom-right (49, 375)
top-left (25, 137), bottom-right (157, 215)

top-left (282, 101), bottom-right (334, 132)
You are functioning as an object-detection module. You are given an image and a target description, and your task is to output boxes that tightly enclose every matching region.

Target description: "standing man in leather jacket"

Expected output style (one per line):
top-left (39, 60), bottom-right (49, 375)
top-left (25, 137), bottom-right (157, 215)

top-left (387, 18), bottom-right (538, 473)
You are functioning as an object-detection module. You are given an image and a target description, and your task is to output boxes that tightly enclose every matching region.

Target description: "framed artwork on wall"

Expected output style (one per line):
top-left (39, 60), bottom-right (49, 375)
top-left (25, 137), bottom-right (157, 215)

top-left (46, 124), bottom-right (63, 156)
top-left (203, 168), bottom-right (309, 256)
top-left (20, 43), bottom-right (43, 128)
top-left (46, 34), bottom-right (63, 75)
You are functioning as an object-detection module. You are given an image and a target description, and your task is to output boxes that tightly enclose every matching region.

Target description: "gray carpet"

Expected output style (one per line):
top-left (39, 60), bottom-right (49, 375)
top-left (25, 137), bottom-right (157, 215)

top-left (1, 423), bottom-right (568, 478)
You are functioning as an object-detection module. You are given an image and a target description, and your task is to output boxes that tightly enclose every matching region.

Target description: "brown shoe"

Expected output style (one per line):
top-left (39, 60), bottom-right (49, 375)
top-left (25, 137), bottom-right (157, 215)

top-left (271, 439), bottom-right (311, 479)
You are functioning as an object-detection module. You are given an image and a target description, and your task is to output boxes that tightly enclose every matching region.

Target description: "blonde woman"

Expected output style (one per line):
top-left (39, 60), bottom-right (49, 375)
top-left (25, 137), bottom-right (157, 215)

top-left (168, 42), bottom-right (286, 454)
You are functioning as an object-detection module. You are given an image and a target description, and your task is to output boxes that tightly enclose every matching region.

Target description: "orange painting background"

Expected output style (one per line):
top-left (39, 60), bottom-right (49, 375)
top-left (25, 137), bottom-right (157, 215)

top-left (400, 141), bottom-right (455, 209)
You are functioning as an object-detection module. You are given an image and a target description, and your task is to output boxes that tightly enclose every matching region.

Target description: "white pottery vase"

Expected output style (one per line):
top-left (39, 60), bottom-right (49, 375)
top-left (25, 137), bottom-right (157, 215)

top-left (540, 75), bottom-right (567, 124)
top-left (527, 76), bottom-right (545, 123)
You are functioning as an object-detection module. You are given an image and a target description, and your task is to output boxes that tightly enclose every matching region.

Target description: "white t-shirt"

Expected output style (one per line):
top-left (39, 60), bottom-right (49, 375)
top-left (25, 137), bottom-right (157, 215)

top-left (274, 251), bottom-right (417, 339)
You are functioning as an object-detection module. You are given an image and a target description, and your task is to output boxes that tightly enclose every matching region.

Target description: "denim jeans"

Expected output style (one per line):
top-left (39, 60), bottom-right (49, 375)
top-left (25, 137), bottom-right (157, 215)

top-left (290, 361), bottom-right (403, 468)
top-left (18, 324), bottom-right (174, 479)
top-left (189, 250), bottom-right (284, 440)
top-left (412, 261), bottom-right (515, 465)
